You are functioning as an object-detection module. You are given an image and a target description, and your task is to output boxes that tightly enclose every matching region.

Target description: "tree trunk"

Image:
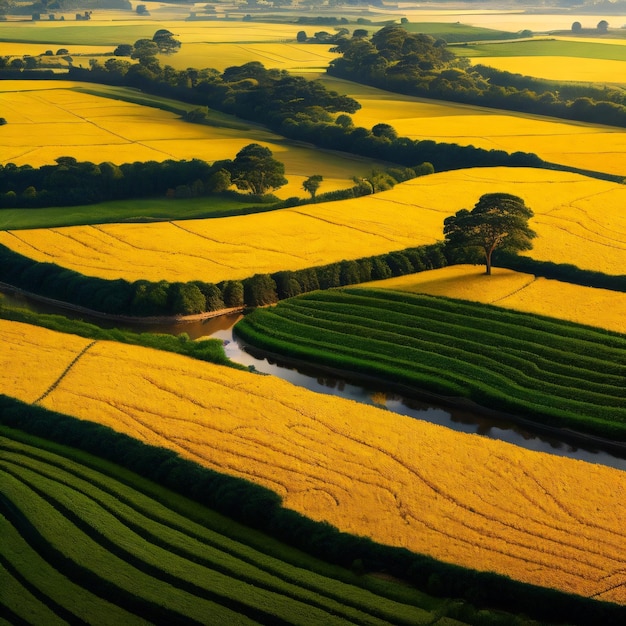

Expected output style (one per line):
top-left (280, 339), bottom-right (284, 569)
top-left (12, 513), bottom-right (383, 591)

top-left (484, 247), bottom-right (493, 275)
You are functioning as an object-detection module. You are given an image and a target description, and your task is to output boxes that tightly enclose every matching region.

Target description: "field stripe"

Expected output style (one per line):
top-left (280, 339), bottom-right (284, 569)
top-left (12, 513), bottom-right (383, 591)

top-left (33, 341), bottom-right (97, 405)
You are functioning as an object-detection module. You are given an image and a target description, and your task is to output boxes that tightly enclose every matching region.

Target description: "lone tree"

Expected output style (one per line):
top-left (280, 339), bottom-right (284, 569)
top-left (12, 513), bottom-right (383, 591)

top-left (302, 174), bottom-right (323, 199)
top-left (443, 193), bottom-right (536, 275)
top-left (229, 144), bottom-right (287, 195)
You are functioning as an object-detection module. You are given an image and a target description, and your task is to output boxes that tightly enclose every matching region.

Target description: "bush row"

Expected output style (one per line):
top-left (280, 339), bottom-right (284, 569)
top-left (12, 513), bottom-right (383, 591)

top-left (494, 251), bottom-right (626, 293)
top-left (2, 396), bottom-right (624, 626)
top-left (0, 242), bottom-right (448, 317)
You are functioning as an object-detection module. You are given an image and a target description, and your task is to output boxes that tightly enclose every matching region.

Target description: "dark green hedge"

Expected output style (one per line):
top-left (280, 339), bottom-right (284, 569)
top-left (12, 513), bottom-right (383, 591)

top-left (0, 242), bottom-right (447, 316)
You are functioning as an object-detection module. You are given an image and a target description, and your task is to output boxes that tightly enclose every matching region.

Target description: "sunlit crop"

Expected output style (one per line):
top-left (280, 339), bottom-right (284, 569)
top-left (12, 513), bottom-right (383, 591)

top-left (0, 83), bottom-right (381, 197)
top-left (472, 55), bottom-right (626, 84)
top-left (1, 167), bottom-right (622, 281)
top-left (366, 265), bottom-right (626, 334)
top-left (321, 76), bottom-right (626, 177)
top-left (1, 318), bottom-right (624, 603)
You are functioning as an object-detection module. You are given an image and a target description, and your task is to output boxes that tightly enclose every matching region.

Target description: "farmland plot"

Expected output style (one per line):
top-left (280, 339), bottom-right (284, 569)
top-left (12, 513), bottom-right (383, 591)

top-left (1, 167), bottom-right (623, 282)
top-left (365, 265), bottom-right (626, 334)
top-left (1, 317), bottom-right (625, 603)
top-left (0, 82), bottom-right (385, 198)
top-left (317, 75), bottom-right (626, 177)
top-left (1, 433), bottom-right (435, 625)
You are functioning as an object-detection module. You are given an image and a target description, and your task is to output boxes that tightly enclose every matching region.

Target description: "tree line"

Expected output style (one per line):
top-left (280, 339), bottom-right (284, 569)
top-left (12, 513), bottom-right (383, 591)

top-left (327, 25), bottom-right (626, 128)
top-left (0, 241), bottom-right (448, 317)
top-left (2, 396), bottom-right (624, 626)
top-left (0, 143), bottom-right (292, 207)
top-left (0, 52), bottom-right (544, 174)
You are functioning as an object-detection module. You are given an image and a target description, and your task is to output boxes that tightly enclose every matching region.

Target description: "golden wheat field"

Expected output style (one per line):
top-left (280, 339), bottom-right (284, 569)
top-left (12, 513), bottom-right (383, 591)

top-left (365, 265), bottom-right (626, 334)
top-left (0, 81), bottom-right (386, 197)
top-left (471, 56), bottom-right (626, 85)
top-left (318, 75), bottom-right (626, 177)
top-left (1, 167), bottom-right (623, 282)
top-left (1, 317), bottom-right (624, 603)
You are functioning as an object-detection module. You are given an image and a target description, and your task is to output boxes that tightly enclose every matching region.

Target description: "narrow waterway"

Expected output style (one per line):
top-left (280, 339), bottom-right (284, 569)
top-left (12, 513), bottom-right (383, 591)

top-left (4, 291), bottom-right (626, 470)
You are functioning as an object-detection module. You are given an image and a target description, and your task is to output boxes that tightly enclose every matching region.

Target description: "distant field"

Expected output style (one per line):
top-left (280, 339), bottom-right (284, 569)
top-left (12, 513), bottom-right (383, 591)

top-left (317, 75), bottom-right (626, 177)
top-left (0, 195), bottom-right (263, 230)
top-left (365, 265), bottom-right (626, 334)
top-left (1, 317), bottom-right (625, 603)
top-left (0, 81), bottom-right (386, 198)
top-left (469, 55), bottom-right (626, 85)
top-left (453, 38), bottom-right (626, 60)
top-left (1, 431), bottom-right (434, 625)
top-left (1, 167), bottom-right (622, 282)
top-left (400, 21), bottom-right (522, 42)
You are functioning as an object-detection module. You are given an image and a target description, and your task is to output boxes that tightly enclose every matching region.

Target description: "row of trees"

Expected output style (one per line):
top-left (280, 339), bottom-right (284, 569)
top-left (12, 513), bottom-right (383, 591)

top-left (0, 144), bottom-right (288, 207)
top-left (0, 240), bottom-right (448, 316)
top-left (327, 25), bottom-right (626, 128)
top-left (0, 52), bottom-right (543, 173)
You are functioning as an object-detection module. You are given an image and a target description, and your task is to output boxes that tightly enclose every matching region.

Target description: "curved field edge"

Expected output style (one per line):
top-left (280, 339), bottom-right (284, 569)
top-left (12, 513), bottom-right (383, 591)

top-left (2, 402), bottom-right (625, 626)
top-left (233, 289), bottom-right (626, 443)
top-left (0, 428), bottom-right (443, 626)
top-left (2, 320), bottom-right (626, 607)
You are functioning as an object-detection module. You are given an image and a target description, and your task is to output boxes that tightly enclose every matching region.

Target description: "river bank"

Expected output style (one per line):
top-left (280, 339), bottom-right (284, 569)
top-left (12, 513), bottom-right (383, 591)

top-left (235, 335), bottom-right (626, 463)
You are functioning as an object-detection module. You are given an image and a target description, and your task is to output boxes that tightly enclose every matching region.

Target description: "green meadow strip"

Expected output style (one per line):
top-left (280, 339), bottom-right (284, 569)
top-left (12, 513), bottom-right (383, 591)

top-left (234, 289), bottom-right (626, 440)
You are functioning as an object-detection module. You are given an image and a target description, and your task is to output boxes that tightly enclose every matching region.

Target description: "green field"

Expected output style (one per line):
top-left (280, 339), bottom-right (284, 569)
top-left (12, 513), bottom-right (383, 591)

top-left (453, 38), bottom-right (626, 60)
top-left (0, 195), bottom-right (276, 230)
top-left (402, 22), bottom-right (524, 43)
top-left (234, 289), bottom-right (626, 441)
top-left (0, 24), bottom-right (162, 46)
top-left (1, 427), bottom-right (458, 626)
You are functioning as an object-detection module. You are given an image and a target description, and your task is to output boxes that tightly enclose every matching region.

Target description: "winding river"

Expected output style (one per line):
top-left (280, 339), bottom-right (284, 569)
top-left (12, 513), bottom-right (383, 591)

top-left (4, 291), bottom-right (626, 471)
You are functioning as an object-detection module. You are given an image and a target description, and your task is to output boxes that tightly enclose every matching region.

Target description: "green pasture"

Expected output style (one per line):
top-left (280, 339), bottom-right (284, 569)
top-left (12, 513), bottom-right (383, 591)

top-left (402, 22), bottom-right (522, 43)
top-left (0, 428), bottom-right (453, 625)
top-left (0, 195), bottom-right (273, 230)
top-left (234, 289), bottom-right (626, 441)
top-left (0, 24), bottom-right (160, 46)
top-left (452, 38), bottom-right (626, 60)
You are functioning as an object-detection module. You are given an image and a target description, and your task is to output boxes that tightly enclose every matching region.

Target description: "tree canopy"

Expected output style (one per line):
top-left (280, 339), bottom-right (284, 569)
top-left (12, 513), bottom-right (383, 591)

top-left (443, 193), bottom-right (536, 275)
top-left (228, 144), bottom-right (287, 196)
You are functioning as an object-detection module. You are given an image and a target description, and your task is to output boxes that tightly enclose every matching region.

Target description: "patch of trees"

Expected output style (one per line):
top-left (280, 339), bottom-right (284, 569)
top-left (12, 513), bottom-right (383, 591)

top-left (327, 25), bottom-right (626, 128)
top-left (0, 240), bottom-right (448, 316)
top-left (0, 147), bottom-right (288, 208)
top-left (2, 396), bottom-right (625, 626)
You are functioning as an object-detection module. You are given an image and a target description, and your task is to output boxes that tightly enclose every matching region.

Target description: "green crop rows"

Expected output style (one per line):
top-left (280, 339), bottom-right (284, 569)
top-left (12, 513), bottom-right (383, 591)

top-left (234, 289), bottom-right (626, 440)
top-left (0, 431), bottom-right (449, 626)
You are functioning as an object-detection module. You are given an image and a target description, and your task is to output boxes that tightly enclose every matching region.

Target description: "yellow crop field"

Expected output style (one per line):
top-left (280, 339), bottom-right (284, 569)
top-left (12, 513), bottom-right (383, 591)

top-left (471, 56), bottom-right (626, 85)
top-left (318, 75), bottom-right (626, 177)
top-left (1, 167), bottom-right (622, 281)
top-left (161, 42), bottom-right (339, 73)
top-left (0, 82), bottom-right (384, 198)
top-left (365, 265), bottom-right (626, 334)
top-left (1, 317), bottom-right (625, 604)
